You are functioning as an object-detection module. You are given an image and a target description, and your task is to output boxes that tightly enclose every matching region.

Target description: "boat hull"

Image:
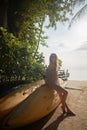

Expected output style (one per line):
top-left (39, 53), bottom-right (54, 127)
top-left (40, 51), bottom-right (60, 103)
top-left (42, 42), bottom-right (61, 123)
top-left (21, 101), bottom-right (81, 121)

top-left (2, 84), bottom-right (61, 129)
top-left (0, 80), bottom-right (43, 120)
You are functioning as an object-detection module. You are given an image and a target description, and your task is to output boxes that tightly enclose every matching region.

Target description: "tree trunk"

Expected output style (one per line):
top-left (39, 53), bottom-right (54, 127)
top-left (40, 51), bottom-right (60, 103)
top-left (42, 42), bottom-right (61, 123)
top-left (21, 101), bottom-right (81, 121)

top-left (0, 0), bottom-right (8, 28)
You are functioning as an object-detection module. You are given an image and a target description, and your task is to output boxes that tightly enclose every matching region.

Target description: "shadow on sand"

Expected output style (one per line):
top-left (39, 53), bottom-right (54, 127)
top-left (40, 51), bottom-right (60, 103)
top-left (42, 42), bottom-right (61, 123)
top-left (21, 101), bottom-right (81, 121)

top-left (11, 109), bottom-right (75, 130)
top-left (43, 112), bottom-right (75, 130)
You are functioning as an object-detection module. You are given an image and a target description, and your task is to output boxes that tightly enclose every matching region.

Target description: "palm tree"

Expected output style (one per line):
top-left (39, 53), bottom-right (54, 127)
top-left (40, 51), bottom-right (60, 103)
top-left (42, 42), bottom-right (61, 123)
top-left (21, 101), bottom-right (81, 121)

top-left (69, 0), bottom-right (87, 27)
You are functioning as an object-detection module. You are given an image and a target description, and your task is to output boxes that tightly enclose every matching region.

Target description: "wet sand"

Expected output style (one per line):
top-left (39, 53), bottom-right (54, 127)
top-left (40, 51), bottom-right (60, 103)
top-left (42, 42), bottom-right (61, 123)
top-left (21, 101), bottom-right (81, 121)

top-left (11, 80), bottom-right (87, 130)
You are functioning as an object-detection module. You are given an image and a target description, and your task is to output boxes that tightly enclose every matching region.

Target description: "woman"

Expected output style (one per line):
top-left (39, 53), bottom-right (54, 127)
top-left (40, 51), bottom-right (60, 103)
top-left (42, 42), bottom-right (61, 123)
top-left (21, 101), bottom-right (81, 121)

top-left (45, 53), bottom-right (75, 115)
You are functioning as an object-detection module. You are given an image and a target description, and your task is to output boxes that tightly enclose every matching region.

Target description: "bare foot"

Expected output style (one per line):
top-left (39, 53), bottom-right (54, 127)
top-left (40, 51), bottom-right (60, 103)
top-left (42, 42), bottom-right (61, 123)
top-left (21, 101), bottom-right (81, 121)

top-left (67, 110), bottom-right (76, 116)
top-left (61, 105), bottom-right (76, 116)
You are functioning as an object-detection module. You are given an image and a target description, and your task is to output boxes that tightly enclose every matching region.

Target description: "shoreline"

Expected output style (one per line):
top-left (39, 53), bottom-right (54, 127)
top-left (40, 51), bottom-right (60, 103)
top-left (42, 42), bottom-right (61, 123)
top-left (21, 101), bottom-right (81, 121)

top-left (0, 79), bottom-right (87, 98)
top-left (68, 77), bottom-right (87, 81)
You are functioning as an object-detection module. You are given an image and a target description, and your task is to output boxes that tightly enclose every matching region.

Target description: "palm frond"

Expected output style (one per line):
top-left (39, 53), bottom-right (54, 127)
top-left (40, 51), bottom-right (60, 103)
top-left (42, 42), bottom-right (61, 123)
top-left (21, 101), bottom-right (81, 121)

top-left (69, 3), bottom-right (87, 28)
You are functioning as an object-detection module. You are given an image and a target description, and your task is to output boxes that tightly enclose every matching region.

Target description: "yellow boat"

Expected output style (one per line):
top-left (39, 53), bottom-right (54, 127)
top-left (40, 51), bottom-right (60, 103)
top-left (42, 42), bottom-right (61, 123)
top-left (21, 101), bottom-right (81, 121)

top-left (1, 79), bottom-right (65, 129)
top-left (0, 80), bottom-right (43, 121)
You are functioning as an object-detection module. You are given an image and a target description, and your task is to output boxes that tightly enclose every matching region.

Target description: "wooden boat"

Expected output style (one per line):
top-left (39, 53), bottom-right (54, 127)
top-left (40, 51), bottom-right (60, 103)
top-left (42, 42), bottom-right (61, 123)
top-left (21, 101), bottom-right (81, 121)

top-left (2, 84), bottom-right (61, 129)
top-left (0, 80), bottom-right (43, 121)
top-left (1, 79), bottom-right (65, 129)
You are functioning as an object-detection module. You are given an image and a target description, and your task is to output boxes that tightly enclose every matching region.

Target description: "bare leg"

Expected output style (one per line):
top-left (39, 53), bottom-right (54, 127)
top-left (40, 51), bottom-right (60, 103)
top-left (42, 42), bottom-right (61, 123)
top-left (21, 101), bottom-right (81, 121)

top-left (55, 85), bottom-right (75, 114)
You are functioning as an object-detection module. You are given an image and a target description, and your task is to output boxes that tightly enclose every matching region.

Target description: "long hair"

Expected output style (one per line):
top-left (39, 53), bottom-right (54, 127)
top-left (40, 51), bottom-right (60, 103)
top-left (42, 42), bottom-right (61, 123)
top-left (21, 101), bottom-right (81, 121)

top-left (49, 53), bottom-right (59, 69)
top-left (45, 53), bottom-right (59, 86)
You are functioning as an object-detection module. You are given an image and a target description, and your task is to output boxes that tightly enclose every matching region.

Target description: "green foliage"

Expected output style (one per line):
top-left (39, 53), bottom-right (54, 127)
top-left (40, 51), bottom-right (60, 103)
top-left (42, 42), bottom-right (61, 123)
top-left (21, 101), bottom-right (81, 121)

top-left (0, 27), bottom-right (20, 81)
top-left (0, 0), bottom-right (71, 86)
top-left (59, 59), bottom-right (62, 69)
top-left (8, 0), bottom-right (72, 36)
top-left (19, 17), bottom-right (48, 58)
top-left (0, 27), bottom-right (45, 83)
top-left (25, 53), bottom-right (45, 82)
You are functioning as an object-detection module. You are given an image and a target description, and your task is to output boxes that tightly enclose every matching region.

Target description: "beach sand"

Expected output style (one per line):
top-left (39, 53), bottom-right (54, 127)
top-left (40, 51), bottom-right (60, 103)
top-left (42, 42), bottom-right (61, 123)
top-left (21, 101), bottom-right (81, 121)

top-left (14, 80), bottom-right (87, 130)
top-left (47, 80), bottom-right (87, 130)
top-left (1, 80), bottom-right (87, 130)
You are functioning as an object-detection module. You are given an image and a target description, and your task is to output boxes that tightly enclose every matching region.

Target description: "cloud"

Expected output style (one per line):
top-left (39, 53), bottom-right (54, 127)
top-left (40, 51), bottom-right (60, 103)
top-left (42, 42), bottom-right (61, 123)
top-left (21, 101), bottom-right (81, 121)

top-left (58, 43), bottom-right (65, 47)
top-left (76, 41), bottom-right (87, 51)
top-left (48, 41), bottom-right (66, 48)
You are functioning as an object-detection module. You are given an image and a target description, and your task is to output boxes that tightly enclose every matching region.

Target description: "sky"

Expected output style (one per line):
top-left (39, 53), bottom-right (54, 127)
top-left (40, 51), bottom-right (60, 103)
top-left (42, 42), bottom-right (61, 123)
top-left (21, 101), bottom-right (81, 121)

top-left (39, 1), bottom-right (87, 81)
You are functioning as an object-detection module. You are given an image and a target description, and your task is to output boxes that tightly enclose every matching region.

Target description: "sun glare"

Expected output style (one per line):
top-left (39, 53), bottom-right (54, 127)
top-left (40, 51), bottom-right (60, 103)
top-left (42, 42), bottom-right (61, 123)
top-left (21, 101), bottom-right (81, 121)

top-left (66, 17), bottom-right (87, 50)
top-left (72, 18), bottom-right (87, 41)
